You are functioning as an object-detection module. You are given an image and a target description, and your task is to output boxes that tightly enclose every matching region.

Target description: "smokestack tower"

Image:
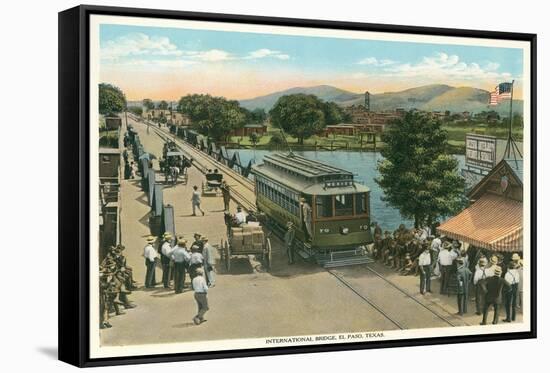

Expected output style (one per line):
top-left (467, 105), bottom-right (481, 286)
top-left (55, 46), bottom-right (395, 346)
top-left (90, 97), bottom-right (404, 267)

top-left (364, 91), bottom-right (371, 112)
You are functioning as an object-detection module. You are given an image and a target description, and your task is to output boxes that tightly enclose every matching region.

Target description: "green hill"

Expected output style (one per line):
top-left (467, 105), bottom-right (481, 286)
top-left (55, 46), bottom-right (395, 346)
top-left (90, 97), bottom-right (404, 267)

top-left (239, 84), bottom-right (523, 115)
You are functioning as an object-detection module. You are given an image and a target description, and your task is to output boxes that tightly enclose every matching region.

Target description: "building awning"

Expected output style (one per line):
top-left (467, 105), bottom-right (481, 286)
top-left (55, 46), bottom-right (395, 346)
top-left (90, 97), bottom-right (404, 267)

top-left (437, 193), bottom-right (523, 252)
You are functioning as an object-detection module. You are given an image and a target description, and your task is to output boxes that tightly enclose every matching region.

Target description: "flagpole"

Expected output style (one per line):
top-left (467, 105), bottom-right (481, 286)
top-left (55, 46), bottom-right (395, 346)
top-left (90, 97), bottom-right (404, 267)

top-left (508, 80), bottom-right (514, 142)
top-left (504, 80), bottom-right (514, 159)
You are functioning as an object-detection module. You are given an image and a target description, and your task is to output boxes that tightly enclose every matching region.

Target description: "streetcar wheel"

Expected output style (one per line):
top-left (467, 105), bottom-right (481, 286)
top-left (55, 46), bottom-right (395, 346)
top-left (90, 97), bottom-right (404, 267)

top-left (224, 240), bottom-right (231, 271)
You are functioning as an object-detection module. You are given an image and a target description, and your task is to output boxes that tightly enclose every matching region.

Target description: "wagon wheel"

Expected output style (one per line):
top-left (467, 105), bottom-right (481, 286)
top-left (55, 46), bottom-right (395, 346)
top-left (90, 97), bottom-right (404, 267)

top-left (265, 238), bottom-right (272, 270)
top-left (224, 240), bottom-right (231, 272)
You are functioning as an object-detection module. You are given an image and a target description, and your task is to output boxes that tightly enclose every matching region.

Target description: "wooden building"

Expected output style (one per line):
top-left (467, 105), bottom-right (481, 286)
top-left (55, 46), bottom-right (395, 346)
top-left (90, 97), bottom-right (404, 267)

top-left (437, 158), bottom-right (523, 253)
top-left (230, 123), bottom-right (268, 137)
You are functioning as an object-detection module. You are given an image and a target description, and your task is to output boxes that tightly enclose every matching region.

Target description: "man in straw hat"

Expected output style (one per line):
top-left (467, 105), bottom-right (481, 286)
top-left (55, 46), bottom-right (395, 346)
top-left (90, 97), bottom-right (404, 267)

top-left (171, 238), bottom-right (190, 294)
top-left (503, 260), bottom-right (521, 322)
top-left (438, 242), bottom-right (457, 295)
top-left (192, 267), bottom-right (209, 325)
top-left (480, 266), bottom-right (510, 325)
top-left (142, 235), bottom-right (159, 288)
top-left (485, 255), bottom-right (499, 278)
top-left (473, 257), bottom-right (489, 315)
top-left (160, 232), bottom-right (175, 289)
top-left (418, 246), bottom-right (432, 294)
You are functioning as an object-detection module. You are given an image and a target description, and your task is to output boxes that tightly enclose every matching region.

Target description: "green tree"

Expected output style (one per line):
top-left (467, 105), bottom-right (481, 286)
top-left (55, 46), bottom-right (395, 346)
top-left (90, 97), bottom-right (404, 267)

top-left (322, 101), bottom-right (348, 125)
top-left (142, 98), bottom-right (155, 111)
top-left (248, 108), bottom-right (267, 124)
top-left (99, 83), bottom-right (126, 116)
top-left (128, 106), bottom-right (143, 116)
top-left (249, 132), bottom-right (262, 161)
top-left (268, 131), bottom-right (285, 148)
top-left (158, 100), bottom-right (169, 110)
top-left (269, 94), bottom-right (326, 145)
top-left (512, 113), bottom-right (523, 129)
top-left (177, 94), bottom-right (246, 141)
top-left (376, 111), bottom-right (466, 228)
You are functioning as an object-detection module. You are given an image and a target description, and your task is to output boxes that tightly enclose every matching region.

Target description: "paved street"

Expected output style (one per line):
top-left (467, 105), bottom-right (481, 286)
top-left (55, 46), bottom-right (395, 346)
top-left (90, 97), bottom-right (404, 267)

top-left (100, 117), bottom-right (521, 346)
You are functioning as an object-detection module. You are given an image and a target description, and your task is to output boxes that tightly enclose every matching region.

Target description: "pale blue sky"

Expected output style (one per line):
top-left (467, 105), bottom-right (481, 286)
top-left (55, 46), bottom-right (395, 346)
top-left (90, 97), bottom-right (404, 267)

top-left (99, 24), bottom-right (524, 100)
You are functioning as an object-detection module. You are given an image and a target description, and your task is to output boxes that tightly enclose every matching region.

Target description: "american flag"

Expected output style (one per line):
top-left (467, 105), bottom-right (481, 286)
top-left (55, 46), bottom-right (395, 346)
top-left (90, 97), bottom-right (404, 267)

top-left (489, 82), bottom-right (513, 106)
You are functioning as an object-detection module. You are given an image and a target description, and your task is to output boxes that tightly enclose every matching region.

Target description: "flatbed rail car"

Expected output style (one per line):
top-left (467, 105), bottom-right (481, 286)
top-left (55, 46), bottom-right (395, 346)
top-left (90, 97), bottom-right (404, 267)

top-left (251, 152), bottom-right (373, 266)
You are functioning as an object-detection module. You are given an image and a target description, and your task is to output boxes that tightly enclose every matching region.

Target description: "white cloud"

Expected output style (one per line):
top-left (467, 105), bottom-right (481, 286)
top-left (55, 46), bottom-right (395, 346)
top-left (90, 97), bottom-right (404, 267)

top-left (380, 52), bottom-right (513, 81)
top-left (357, 57), bottom-right (396, 66)
top-left (184, 49), bottom-right (234, 62)
top-left (246, 48), bottom-right (290, 60)
top-left (101, 33), bottom-right (183, 60)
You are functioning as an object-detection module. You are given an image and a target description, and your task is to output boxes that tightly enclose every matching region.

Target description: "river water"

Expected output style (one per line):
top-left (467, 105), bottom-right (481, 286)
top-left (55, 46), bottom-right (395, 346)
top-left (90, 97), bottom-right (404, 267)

top-left (227, 149), bottom-right (465, 231)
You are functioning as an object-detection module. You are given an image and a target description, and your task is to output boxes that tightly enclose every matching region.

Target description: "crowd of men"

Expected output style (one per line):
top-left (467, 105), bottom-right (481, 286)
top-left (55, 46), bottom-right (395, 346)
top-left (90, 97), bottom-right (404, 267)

top-left (142, 232), bottom-right (216, 325)
top-left (370, 223), bottom-right (523, 325)
top-left (99, 245), bottom-right (138, 329)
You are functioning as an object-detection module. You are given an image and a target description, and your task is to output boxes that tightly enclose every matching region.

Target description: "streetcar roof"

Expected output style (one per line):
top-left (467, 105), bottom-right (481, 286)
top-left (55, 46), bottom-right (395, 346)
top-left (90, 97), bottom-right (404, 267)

top-left (252, 158), bottom-right (369, 196)
top-left (261, 153), bottom-right (353, 179)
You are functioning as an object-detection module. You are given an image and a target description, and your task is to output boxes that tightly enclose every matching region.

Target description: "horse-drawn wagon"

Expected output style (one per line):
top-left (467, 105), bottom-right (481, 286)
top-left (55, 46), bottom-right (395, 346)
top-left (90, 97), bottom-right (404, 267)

top-left (220, 224), bottom-right (272, 271)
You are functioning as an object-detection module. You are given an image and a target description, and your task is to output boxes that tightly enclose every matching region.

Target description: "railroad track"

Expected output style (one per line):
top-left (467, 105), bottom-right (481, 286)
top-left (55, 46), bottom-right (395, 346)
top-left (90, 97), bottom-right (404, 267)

top-left (131, 116), bottom-right (256, 212)
top-left (130, 115), bottom-right (468, 330)
top-left (327, 266), bottom-right (468, 329)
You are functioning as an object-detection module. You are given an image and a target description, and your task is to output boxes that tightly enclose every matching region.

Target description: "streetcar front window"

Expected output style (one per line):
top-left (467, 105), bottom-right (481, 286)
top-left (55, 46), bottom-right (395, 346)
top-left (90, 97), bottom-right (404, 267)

top-left (335, 194), bottom-right (353, 216)
top-left (355, 193), bottom-right (368, 215)
top-left (316, 195), bottom-right (333, 218)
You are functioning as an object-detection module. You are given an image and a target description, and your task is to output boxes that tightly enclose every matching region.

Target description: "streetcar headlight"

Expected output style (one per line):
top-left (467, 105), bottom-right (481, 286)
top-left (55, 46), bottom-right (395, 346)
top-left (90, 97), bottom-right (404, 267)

top-left (340, 227), bottom-right (349, 235)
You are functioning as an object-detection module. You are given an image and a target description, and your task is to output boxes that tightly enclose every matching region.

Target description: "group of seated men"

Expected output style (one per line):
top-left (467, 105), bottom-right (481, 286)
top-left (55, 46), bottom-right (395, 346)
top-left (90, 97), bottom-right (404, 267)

top-left (99, 245), bottom-right (137, 329)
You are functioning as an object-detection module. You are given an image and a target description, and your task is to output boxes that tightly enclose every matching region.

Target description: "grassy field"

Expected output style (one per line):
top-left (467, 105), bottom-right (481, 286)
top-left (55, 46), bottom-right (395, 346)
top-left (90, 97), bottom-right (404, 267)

top-left (227, 123), bottom-right (522, 154)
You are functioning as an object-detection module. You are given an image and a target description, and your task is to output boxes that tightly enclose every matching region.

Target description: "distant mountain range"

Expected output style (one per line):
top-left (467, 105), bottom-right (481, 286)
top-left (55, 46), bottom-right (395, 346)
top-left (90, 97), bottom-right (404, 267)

top-left (239, 84), bottom-right (523, 115)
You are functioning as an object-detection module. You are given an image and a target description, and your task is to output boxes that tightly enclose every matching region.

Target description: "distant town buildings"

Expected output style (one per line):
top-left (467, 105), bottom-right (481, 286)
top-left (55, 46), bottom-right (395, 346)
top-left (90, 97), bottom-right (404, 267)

top-left (145, 109), bottom-right (191, 126)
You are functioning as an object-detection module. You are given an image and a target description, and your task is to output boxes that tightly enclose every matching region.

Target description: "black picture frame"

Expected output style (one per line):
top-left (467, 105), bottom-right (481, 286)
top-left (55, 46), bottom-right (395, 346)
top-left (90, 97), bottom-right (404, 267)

top-left (58, 4), bottom-right (537, 367)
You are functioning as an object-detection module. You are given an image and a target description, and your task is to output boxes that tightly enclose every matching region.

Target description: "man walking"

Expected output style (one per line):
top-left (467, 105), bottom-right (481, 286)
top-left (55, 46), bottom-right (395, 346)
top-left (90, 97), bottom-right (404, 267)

top-left (160, 232), bottom-right (174, 289)
top-left (418, 246), bottom-right (432, 294)
top-left (202, 237), bottom-right (216, 287)
top-left (191, 185), bottom-right (205, 216)
top-left (171, 238), bottom-right (190, 294)
top-left (456, 257), bottom-right (472, 315)
top-left (221, 181), bottom-right (231, 211)
top-left (142, 236), bottom-right (158, 288)
top-left (192, 267), bottom-right (209, 325)
top-left (480, 267), bottom-right (510, 325)
top-left (503, 261), bottom-right (520, 322)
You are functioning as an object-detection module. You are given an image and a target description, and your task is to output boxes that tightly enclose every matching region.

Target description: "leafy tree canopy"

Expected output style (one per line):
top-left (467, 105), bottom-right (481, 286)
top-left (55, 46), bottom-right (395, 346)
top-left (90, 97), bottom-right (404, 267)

top-left (128, 106), bottom-right (143, 116)
top-left (247, 108), bottom-right (267, 124)
top-left (158, 100), bottom-right (169, 110)
top-left (376, 111), bottom-right (466, 228)
top-left (322, 101), bottom-right (351, 125)
top-left (177, 94), bottom-right (246, 141)
top-left (142, 98), bottom-right (155, 111)
top-left (99, 83), bottom-right (126, 116)
top-left (269, 94), bottom-right (327, 145)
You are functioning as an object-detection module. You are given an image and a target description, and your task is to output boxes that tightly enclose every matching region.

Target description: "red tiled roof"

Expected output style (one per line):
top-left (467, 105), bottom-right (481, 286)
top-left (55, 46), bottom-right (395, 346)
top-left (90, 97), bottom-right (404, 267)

top-left (437, 193), bottom-right (523, 252)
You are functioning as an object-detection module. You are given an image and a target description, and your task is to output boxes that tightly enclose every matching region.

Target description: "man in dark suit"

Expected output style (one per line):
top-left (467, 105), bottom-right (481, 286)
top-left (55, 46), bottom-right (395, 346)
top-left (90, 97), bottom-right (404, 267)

top-left (480, 266), bottom-right (510, 325)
